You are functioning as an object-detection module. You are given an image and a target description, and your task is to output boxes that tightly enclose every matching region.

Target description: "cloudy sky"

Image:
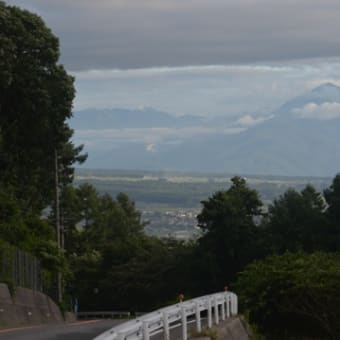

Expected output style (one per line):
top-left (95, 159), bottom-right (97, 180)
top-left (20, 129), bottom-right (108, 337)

top-left (6, 0), bottom-right (340, 117)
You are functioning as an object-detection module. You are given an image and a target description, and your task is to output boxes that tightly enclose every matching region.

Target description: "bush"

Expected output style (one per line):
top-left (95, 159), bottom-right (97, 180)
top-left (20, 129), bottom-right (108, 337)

top-left (235, 252), bottom-right (340, 339)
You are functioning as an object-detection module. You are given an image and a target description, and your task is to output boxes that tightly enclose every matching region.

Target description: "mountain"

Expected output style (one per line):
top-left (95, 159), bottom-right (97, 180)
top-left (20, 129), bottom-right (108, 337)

top-left (161, 83), bottom-right (340, 176)
top-left (70, 107), bottom-right (204, 129)
top-left (278, 83), bottom-right (340, 113)
top-left (72, 83), bottom-right (340, 177)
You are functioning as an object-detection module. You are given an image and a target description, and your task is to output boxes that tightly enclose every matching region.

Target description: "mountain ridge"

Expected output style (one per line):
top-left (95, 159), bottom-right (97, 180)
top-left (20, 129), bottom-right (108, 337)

top-left (70, 107), bottom-right (204, 129)
top-left (71, 83), bottom-right (340, 177)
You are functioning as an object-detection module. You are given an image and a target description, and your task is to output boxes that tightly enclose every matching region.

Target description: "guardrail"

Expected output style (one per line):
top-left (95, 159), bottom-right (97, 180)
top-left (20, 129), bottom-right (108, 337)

top-left (94, 291), bottom-right (237, 340)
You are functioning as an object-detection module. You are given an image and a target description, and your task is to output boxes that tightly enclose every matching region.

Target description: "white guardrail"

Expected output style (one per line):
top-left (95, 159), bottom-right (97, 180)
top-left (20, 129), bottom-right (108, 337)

top-left (94, 291), bottom-right (238, 340)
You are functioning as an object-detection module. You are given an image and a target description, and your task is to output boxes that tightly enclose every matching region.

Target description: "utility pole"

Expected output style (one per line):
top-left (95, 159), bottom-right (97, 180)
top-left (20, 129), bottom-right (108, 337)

top-left (55, 149), bottom-right (62, 303)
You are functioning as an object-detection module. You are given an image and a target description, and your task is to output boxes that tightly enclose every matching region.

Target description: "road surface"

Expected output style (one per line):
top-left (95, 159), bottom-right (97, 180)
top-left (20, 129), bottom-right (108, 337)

top-left (0, 319), bottom-right (124, 340)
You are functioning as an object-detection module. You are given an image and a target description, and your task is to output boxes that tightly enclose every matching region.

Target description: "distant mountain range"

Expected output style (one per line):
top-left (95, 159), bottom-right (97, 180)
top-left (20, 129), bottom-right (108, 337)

top-left (70, 107), bottom-right (204, 129)
top-left (70, 83), bottom-right (340, 177)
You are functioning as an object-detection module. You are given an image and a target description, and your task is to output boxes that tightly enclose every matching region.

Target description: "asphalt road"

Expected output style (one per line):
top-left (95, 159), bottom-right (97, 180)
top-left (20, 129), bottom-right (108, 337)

top-left (0, 319), bottom-right (124, 340)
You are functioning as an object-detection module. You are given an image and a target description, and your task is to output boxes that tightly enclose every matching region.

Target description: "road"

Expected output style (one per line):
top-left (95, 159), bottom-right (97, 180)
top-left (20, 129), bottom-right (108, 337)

top-left (0, 319), bottom-right (124, 340)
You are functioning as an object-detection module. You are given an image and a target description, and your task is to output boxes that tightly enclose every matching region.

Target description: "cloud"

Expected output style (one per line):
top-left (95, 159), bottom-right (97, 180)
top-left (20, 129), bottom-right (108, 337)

top-left (236, 114), bottom-right (274, 126)
top-left (73, 59), bottom-right (333, 115)
top-left (145, 143), bottom-right (157, 152)
top-left (9, 1), bottom-right (340, 119)
top-left (7, 0), bottom-right (340, 70)
top-left (72, 64), bottom-right (293, 81)
top-left (292, 102), bottom-right (340, 120)
top-left (70, 58), bottom-right (340, 118)
top-left (305, 79), bottom-right (340, 89)
top-left (73, 126), bottom-right (246, 149)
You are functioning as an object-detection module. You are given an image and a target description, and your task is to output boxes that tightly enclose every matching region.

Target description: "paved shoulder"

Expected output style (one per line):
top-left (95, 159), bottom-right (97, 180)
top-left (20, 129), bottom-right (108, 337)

top-left (0, 319), bottom-right (125, 340)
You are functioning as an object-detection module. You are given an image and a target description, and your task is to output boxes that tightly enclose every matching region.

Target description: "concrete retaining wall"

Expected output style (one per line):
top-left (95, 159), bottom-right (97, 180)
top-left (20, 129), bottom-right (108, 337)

top-left (0, 283), bottom-right (63, 328)
top-left (190, 317), bottom-right (250, 340)
top-left (213, 317), bottom-right (250, 340)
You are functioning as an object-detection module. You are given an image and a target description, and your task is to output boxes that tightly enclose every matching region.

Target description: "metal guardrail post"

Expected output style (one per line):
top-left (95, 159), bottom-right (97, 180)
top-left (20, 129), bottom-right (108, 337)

top-left (226, 295), bottom-right (230, 317)
top-left (163, 312), bottom-right (170, 340)
top-left (221, 295), bottom-right (226, 320)
top-left (232, 294), bottom-right (238, 315)
top-left (181, 306), bottom-right (187, 340)
top-left (118, 331), bottom-right (125, 340)
top-left (231, 295), bottom-right (234, 315)
top-left (207, 298), bottom-right (212, 328)
top-left (143, 320), bottom-right (150, 340)
top-left (235, 294), bottom-right (238, 315)
top-left (195, 301), bottom-right (201, 332)
top-left (214, 296), bottom-right (219, 324)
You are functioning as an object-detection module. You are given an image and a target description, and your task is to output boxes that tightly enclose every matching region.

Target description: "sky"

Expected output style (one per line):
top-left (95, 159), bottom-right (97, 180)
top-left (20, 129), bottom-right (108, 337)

top-left (6, 0), bottom-right (340, 117)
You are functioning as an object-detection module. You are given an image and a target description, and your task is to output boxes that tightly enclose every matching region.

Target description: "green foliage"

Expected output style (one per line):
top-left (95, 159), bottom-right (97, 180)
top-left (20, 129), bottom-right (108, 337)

top-left (235, 252), bottom-right (340, 339)
top-left (196, 176), bottom-right (263, 288)
top-left (0, 185), bottom-right (26, 244)
top-left (0, 239), bottom-right (54, 292)
top-left (0, 1), bottom-right (86, 213)
top-left (324, 173), bottom-right (340, 251)
top-left (53, 184), bottom-right (143, 306)
top-left (41, 269), bottom-right (54, 293)
top-left (0, 239), bottom-right (14, 283)
top-left (0, 186), bottom-right (63, 276)
top-left (62, 182), bottom-right (198, 311)
top-left (324, 173), bottom-right (340, 221)
top-left (266, 185), bottom-right (329, 253)
top-left (60, 183), bottom-right (146, 254)
top-left (0, 2), bottom-right (84, 292)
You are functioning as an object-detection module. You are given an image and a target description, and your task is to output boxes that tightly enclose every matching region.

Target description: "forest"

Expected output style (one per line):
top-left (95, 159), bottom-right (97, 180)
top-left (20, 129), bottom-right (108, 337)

top-left (1, 2), bottom-right (340, 339)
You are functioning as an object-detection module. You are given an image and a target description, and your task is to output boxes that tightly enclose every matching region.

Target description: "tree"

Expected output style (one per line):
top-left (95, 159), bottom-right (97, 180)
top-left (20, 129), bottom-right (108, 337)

top-left (0, 3), bottom-right (86, 301)
top-left (324, 174), bottom-right (340, 251)
top-left (324, 174), bottom-right (340, 220)
top-left (235, 252), bottom-right (340, 339)
top-left (196, 176), bottom-right (263, 288)
top-left (74, 236), bottom-right (197, 312)
top-left (0, 185), bottom-right (26, 245)
top-left (0, 185), bottom-right (62, 274)
top-left (0, 2), bottom-right (86, 213)
top-left (266, 185), bottom-right (329, 253)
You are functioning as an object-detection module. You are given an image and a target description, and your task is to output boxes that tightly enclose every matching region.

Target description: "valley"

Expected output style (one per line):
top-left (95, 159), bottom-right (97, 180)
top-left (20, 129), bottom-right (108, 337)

top-left (75, 168), bottom-right (332, 238)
